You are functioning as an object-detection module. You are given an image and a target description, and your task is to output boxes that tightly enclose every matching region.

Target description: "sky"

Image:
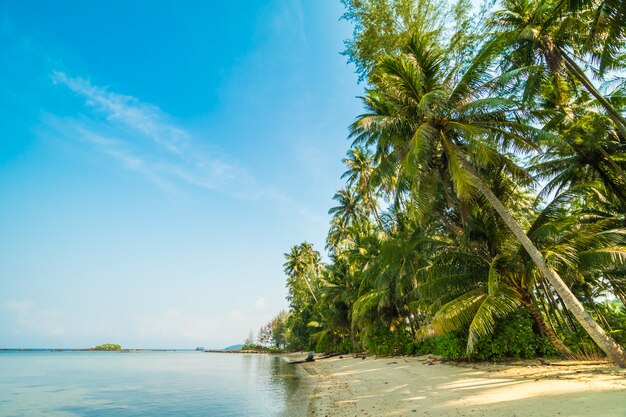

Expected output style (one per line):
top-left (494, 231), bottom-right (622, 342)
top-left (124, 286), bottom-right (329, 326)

top-left (0, 0), bottom-right (363, 349)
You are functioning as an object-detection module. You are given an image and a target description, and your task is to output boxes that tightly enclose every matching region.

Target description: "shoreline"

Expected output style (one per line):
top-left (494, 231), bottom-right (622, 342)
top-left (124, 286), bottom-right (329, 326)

top-left (302, 355), bottom-right (626, 416)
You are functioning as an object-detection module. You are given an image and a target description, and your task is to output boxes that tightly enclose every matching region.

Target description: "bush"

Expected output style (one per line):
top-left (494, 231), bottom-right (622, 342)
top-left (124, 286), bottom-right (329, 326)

top-left (335, 338), bottom-right (353, 353)
top-left (314, 332), bottom-right (331, 353)
top-left (406, 331), bottom-right (467, 359)
top-left (363, 326), bottom-right (413, 356)
top-left (409, 310), bottom-right (558, 361)
top-left (472, 311), bottom-right (557, 360)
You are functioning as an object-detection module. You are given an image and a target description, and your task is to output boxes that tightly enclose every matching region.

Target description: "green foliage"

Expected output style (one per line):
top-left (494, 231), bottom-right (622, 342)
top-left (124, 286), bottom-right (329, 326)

top-left (262, 0), bottom-right (626, 365)
top-left (285, 305), bottom-right (316, 351)
top-left (411, 312), bottom-right (558, 361)
top-left (472, 311), bottom-right (557, 360)
top-left (408, 332), bottom-right (468, 360)
top-left (363, 327), bottom-right (413, 356)
top-left (93, 344), bottom-right (121, 351)
top-left (314, 331), bottom-right (332, 353)
top-left (563, 327), bottom-right (601, 358)
top-left (271, 310), bottom-right (289, 349)
top-left (597, 301), bottom-right (626, 345)
top-left (432, 333), bottom-right (467, 360)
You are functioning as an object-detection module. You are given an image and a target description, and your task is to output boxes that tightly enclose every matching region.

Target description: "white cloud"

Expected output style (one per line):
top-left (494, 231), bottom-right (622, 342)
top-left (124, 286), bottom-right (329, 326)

top-left (254, 297), bottom-right (267, 310)
top-left (47, 71), bottom-right (249, 194)
top-left (43, 71), bottom-right (328, 227)
top-left (51, 71), bottom-right (188, 154)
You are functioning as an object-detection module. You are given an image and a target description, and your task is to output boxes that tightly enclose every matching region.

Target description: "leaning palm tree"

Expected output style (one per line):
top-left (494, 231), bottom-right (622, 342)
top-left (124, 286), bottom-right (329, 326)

top-left (563, 0), bottom-right (626, 76)
top-left (487, 0), bottom-right (626, 138)
top-left (351, 33), bottom-right (626, 365)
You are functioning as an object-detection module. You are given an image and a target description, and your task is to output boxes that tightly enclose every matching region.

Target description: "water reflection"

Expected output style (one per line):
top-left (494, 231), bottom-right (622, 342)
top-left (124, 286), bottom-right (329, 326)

top-left (0, 351), bottom-right (310, 417)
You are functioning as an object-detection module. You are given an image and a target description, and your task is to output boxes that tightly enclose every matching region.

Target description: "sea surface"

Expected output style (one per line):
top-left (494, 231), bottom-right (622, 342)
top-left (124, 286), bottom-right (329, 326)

top-left (0, 351), bottom-right (311, 417)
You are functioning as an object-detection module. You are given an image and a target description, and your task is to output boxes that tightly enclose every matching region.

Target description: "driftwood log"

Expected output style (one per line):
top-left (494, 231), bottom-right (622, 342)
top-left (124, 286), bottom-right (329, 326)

top-left (286, 351), bottom-right (315, 365)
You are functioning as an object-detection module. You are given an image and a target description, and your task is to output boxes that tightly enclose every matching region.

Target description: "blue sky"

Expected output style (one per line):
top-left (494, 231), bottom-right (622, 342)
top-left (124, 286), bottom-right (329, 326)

top-left (0, 0), bottom-right (362, 348)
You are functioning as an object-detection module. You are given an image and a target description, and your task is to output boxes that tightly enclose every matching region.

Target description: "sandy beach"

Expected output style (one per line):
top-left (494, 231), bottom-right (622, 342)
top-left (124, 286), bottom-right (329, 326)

top-left (300, 355), bottom-right (626, 417)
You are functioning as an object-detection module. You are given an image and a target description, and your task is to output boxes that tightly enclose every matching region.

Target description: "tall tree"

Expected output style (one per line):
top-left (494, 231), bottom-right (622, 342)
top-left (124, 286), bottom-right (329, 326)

top-left (342, 147), bottom-right (383, 226)
top-left (284, 242), bottom-right (321, 303)
top-left (351, 33), bottom-right (626, 366)
top-left (488, 0), bottom-right (626, 137)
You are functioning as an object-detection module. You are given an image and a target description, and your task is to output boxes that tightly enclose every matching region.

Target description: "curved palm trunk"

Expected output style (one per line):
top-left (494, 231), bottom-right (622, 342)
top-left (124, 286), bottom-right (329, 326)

top-left (520, 296), bottom-right (576, 359)
top-left (557, 48), bottom-right (626, 139)
top-left (460, 159), bottom-right (626, 367)
top-left (555, 49), bottom-right (626, 191)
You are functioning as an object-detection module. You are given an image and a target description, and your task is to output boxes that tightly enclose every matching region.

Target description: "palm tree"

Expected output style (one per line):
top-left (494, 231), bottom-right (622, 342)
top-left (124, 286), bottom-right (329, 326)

top-left (417, 168), bottom-right (570, 357)
top-left (565, 0), bottom-right (626, 76)
top-left (328, 187), bottom-right (365, 228)
top-left (317, 256), bottom-right (360, 350)
top-left (351, 33), bottom-right (626, 365)
top-left (532, 110), bottom-right (626, 205)
top-left (487, 0), bottom-right (626, 138)
top-left (342, 147), bottom-right (384, 226)
top-left (284, 242), bottom-right (321, 303)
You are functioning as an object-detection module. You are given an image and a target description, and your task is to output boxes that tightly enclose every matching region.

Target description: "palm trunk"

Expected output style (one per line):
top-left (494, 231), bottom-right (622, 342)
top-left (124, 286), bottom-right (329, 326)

top-left (536, 285), bottom-right (567, 331)
top-left (369, 197), bottom-right (384, 229)
top-left (303, 273), bottom-right (318, 303)
top-left (557, 49), bottom-right (626, 191)
top-left (558, 48), bottom-right (626, 139)
top-left (520, 296), bottom-right (575, 359)
top-left (460, 159), bottom-right (626, 367)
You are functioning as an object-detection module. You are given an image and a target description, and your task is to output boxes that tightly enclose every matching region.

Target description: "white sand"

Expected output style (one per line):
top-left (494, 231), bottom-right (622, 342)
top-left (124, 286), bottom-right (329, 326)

top-left (301, 355), bottom-right (626, 417)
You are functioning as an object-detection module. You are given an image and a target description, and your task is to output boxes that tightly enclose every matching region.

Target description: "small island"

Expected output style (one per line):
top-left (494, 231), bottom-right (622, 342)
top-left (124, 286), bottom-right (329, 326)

top-left (92, 343), bottom-right (121, 351)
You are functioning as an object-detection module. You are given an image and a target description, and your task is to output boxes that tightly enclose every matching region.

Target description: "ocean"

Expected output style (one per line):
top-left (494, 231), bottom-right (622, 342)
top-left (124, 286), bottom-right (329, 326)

top-left (0, 351), bottom-right (311, 417)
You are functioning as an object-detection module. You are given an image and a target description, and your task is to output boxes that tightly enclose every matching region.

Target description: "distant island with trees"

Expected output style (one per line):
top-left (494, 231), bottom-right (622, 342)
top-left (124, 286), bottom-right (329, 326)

top-left (92, 344), bottom-right (122, 351)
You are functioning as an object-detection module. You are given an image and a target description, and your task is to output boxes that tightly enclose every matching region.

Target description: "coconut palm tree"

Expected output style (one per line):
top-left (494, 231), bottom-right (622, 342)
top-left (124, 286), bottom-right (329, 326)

top-left (328, 187), bottom-right (366, 228)
top-left (487, 0), bottom-right (626, 138)
top-left (351, 32), bottom-right (626, 365)
top-left (284, 242), bottom-right (321, 303)
top-left (532, 110), bottom-right (626, 205)
top-left (342, 147), bottom-right (384, 226)
top-left (563, 0), bottom-right (626, 76)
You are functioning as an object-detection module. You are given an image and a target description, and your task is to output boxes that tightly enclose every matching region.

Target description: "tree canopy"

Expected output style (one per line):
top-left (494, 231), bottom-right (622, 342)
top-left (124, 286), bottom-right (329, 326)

top-left (250, 0), bottom-right (626, 367)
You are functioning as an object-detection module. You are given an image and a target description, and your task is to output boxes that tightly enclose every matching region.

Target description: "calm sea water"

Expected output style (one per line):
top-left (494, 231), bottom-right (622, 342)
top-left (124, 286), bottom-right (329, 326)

top-left (0, 351), bottom-right (310, 417)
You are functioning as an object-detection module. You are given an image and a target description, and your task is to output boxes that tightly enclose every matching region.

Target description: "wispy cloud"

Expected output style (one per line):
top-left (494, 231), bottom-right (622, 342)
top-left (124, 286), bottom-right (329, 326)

top-left (47, 71), bottom-right (250, 194)
top-left (43, 71), bottom-right (326, 224)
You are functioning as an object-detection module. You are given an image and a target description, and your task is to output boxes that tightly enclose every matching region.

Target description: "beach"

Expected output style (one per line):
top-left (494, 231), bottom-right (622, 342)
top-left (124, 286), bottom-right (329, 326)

top-left (300, 355), bottom-right (626, 417)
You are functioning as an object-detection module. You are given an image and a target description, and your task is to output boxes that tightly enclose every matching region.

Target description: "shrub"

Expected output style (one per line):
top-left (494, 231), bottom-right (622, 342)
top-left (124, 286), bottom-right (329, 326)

top-left (472, 310), bottom-right (556, 360)
top-left (363, 326), bottom-right (413, 356)
top-left (410, 310), bottom-right (558, 361)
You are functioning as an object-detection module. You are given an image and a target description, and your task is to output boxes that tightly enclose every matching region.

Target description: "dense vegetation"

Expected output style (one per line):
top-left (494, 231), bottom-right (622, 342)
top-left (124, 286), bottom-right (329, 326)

top-left (93, 344), bottom-right (121, 351)
top-left (252, 0), bottom-right (626, 366)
